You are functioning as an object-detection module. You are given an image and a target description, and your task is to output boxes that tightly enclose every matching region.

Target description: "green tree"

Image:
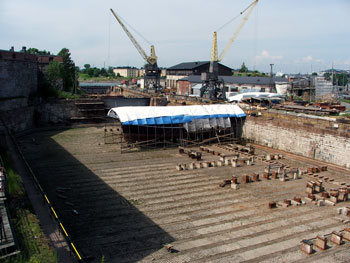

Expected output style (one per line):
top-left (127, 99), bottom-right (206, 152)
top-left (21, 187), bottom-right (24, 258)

top-left (335, 73), bottom-right (349, 86)
top-left (82, 64), bottom-right (91, 74)
top-left (46, 61), bottom-right (63, 90)
top-left (100, 68), bottom-right (108, 77)
top-left (87, 67), bottom-right (94, 77)
top-left (239, 62), bottom-right (248, 73)
top-left (324, 73), bottom-right (331, 81)
top-left (93, 68), bottom-right (101, 77)
top-left (57, 48), bottom-right (76, 92)
top-left (108, 67), bottom-right (116, 77)
top-left (27, 48), bottom-right (50, 55)
top-left (27, 48), bottom-right (39, 54)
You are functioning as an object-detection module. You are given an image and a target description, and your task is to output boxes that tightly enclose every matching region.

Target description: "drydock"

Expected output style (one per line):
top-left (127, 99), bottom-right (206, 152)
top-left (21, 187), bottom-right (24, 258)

top-left (17, 126), bottom-right (350, 263)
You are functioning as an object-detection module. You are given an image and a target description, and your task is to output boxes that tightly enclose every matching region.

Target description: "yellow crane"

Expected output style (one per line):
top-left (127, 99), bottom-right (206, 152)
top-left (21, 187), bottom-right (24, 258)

top-left (110, 9), bottom-right (161, 91)
top-left (214, 0), bottom-right (259, 62)
top-left (202, 0), bottom-right (259, 99)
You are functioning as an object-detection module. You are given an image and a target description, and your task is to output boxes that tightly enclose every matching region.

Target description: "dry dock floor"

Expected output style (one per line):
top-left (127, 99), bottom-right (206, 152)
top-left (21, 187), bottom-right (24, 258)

top-left (18, 127), bottom-right (350, 263)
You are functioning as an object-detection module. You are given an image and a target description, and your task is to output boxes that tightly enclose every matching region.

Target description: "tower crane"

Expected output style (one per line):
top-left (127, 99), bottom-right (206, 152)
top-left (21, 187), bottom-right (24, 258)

top-left (201, 0), bottom-right (259, 99)
top-left (110, 9), bottom-right (161, 92)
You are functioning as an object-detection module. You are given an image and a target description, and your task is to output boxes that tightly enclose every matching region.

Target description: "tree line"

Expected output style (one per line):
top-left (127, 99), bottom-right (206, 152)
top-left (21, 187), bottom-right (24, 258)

top-left (78, 64), bottom-right (116, 78)
top-left (31, 48), bottom-right (78, 96)
top-left (324, 72), bottom-right (350, 87)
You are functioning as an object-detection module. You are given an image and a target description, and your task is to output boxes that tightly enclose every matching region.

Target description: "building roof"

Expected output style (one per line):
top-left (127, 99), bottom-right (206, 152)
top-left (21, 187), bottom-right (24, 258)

top-left (167, 61), bottom-right (210, 70)
top-left (180, 75), bottom-right (288, 85)
top-left (37, 55), bottom-right (63, 64)
top-left (0, 49), bottom-right (37, 62)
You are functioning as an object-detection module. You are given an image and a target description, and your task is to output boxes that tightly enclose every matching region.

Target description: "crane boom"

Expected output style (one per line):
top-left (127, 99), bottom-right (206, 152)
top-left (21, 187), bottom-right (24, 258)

top-left (203, 0), bottom-right (259, 100)
top-left (110, 8), bottom-right (157, 64)
top-left (218, 0), bottom-right (258, 61)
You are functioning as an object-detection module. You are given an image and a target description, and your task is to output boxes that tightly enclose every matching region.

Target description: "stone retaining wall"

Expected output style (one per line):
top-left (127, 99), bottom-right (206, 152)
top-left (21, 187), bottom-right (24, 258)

top-left (243, 112), bottom-right (350, 168)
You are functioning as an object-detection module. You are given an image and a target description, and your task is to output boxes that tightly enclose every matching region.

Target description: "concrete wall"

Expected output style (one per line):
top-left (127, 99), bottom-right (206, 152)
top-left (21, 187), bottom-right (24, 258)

top-left (0, 106), bottom-right (35, 133)
top-left (166, 75), bottom-right (186, 89)
top-left (0, 55), bottom-right (38, 102)
top-left (36, 100), bottom-right (78, 124)
top-left (0, 98), bottom-right (28, 111)
top-left (243, 113), bottom-right (350, 168)
top-left (103, 97), bottom-right (150, 108)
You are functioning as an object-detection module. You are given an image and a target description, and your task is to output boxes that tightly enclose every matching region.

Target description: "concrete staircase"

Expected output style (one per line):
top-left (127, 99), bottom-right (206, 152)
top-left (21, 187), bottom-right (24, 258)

top-left (71, 99), bottom-right (110, 124)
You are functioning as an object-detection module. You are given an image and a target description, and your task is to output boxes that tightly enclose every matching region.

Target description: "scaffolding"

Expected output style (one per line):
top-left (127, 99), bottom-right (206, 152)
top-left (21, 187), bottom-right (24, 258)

top-left (105, 116), bottom-right (246, 153)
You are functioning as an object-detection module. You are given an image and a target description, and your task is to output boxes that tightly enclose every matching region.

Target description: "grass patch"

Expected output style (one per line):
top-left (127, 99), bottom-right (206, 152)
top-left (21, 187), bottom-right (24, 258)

top-left (341, 99), bottom-right (350, 104)
top-left (56, 90), bottom-right (83, 100)
top-left (128, 199), bottom-right (143, 205)
top-left (1, 149), bottom-right (57, 263)
top-left (340, 113), bottom-right (350, 118)
top-left (1, 151), bottom-right (23, 196)
top-left (78, 74), bottom-right (118, 82)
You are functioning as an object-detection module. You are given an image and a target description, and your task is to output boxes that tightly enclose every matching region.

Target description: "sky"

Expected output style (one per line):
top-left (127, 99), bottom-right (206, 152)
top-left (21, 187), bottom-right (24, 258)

top-left (1, 0), bottom-right (349, 74)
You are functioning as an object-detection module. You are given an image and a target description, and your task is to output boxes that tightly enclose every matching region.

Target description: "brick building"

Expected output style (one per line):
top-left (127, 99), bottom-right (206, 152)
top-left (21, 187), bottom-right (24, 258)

top-left (0, 47), bottom-right (63, 111)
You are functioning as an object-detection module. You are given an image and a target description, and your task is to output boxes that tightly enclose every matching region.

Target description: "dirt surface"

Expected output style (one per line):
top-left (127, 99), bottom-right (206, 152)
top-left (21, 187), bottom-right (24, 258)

top-left (17, 126), bottom-right (350, 263)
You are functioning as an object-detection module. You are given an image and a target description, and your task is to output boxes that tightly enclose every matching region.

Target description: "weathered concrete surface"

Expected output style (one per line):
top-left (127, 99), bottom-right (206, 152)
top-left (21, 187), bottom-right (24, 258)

top-left (17, 126), bottom-right (350, 263)
top-left (36, 100), bottom-right (78, 124)
top-left (3, 125), bottom-right (72, 263)
top-left (0, 106), bottom-right (35, 133)
top-left (0, 57), bottom-right (37, 104)
top-left (243, 113), bottom-right (350, 168)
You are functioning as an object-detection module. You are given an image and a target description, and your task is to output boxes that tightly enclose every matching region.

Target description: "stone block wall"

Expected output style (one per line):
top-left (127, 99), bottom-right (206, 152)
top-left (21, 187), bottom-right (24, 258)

top-left (0, 106), bottom-right (35, 133)
top-left (0, 53), bottom-right (38, 102)
top-left (243, 112), bottom-right (350, 168)
top-left (36, 100), bottom-right (78, 124)
top-left (0, 98), bottom-right (28, 111)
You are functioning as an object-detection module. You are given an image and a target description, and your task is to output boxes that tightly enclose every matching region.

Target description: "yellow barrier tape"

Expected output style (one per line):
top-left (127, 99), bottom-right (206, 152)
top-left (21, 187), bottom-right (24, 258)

top-left (51, 207), bottom-right (58, 219)
top-left (44, 194), bottom-right (50, 204)
top-left (71, 242), bottom-right (82, 260)
top-left (60, 223), bottom-right (68, 237)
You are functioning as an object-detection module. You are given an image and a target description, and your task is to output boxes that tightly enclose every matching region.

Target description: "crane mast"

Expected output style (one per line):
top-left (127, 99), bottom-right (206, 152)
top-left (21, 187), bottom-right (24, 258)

top-left (110, 9), bottom-right (161, 91)
top-left (201, 0), bottom-right (259, 100)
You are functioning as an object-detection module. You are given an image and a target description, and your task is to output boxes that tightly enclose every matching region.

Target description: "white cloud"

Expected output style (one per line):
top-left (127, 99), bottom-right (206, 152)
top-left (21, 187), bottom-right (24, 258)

top-left (302, 55), bottom-right (313, 62)
top-left (255, 50), bottom-right (283, 62)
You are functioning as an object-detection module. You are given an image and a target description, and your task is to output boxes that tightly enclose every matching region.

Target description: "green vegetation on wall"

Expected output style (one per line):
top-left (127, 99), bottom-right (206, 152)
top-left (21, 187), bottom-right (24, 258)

top-left (1, 150), bottom-right (57, 263)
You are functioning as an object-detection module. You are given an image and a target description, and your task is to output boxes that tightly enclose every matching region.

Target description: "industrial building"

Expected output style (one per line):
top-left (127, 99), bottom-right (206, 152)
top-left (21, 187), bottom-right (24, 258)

top-left (113, 67), bottom-right (139, 78)
top-left (177, 75), bottom-right (289, 96)
top-left (166, 61), bottom-right (232, 92)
